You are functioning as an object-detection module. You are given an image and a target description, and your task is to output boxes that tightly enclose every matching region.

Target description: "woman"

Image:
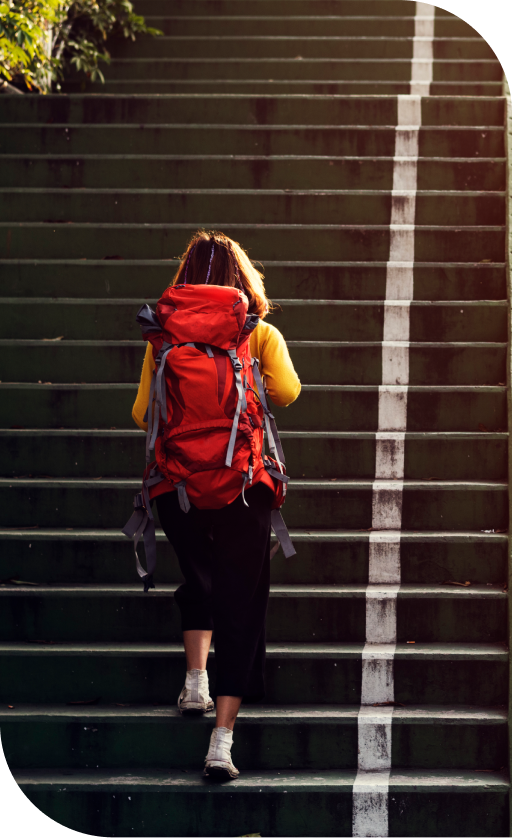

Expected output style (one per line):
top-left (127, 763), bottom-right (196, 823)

top-left (132, 230), bottom-right (301, 780)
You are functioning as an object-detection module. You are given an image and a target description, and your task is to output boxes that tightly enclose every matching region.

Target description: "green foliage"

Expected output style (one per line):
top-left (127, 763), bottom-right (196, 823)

top-left (0, 0), bottom-right (161, 92)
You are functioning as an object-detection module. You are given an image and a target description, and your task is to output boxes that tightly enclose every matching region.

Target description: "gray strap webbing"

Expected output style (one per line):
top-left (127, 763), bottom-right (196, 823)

top-left (176, 480), bottom-right (191, 513)
top-left (270, 509), bottom-right (296, 559)
top-left (145, 371), bottom-right (157, 463)
top-left (251, 358), bottom-right (286, 467)
top-left (122, 495), bottom-right (156, 592)
top-left (156, 345), bottom-right (173, 423)
top-left (122, 469), bottom-right (166, 591)
top-left (205, 344), bottom-right (214, 358)
top-left (225, 349), bottom-right (245, 468)
top-left (265, 465), bottom-right (290, 484)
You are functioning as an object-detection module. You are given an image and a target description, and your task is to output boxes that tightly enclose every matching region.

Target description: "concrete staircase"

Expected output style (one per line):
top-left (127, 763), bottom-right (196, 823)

top-left (0, 1), bottom-right (509, 835)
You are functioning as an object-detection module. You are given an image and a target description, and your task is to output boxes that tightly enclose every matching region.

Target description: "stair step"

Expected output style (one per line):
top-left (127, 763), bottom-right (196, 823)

top-left (0, 260), bottom-right (505, 301)
top-left (0, 582), bottom-right (505, 644)
top-left (133, 0), bottom-right (433, 15)
top-left (0, 477), bottom-right (507, 530)
top-left (2, 188), bottom-right (505, 226)
top-left (71, 80), bottom-right (503, 96)
top-left (0, 222), bottom-right (505, 262)
top-left (0, 383), bottom-right (505, 432)
top-left (136, 16), bottom-right (480, 38)
top-left (0, 124), bottom-right (503, 157)
top-left (0, 641), bottom-right (507, 705)
top-left (0, 338), bottom-right (506, 385)
top-left (2, 298), bottom-right (507, 342)
top-left (108, 36), bottom-right (496, 61)
top-left (2, 704), bottom-right (507, 771)
top-left (0, 529), bottom-right (506, 586)
top-left (1, 155), bottom-right (505, 191)
top-left (94, 56), bottom-right (500, 82)
top-left (12, 767), bottom-right (510, 838)
top-left (1, 429), bottom-right (507, 480)
top-left (0, 94), bottom-right (504, 127)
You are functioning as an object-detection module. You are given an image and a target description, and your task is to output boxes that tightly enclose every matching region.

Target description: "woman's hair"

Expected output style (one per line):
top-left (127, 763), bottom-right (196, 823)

top-left (171, 230), bottom-right (271, 318)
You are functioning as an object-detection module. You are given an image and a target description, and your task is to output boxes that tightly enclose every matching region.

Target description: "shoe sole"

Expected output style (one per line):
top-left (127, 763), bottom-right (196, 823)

top-left (178, 703), bottom-right (215, 716)
top-left (204, 766), bottom-right (239, 782)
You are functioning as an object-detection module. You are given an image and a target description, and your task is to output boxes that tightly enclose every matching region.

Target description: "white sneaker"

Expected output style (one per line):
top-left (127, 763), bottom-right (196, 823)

top-left (177, 669), bottom-right (214, 716)
top-left (204, 726), bottom-right (240, 781)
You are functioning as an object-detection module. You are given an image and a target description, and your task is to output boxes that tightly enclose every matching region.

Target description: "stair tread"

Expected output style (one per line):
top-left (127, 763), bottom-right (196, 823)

top-left (0, 641), bottom-right (506, 658)
top-left (0, 382), bottom-right (506, 390)
top-left (0, 528), bottom-right (506, 541)
top-left (1, 703), bottom-right (506, 722)
top-left (2, 428), bottom-right (508, 437)
top-left (1, 339), bottom-right (507, 347)
top-left (1, 476), bottom-right (506, 487)
top-left (12, 767), bottom-right (510, 791)
top-left (0, 583), bottom-right (505, 598)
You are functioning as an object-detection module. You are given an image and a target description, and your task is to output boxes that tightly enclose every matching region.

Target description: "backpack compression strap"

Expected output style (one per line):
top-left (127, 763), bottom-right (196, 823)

top-left (251, 358), bottom-right (286, 468)
top-left (250, 358), bottom-right (296, 559)
top-left (122, 467), bottom-right (165, 592)
top-left (225, 348), bottom-right (247, 468)
top-left (271, 509), bottom-right (297, 559)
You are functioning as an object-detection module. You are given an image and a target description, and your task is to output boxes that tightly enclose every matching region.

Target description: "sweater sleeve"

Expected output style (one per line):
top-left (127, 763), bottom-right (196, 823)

top-left (131, 320), bottom-right (301, 428)
top-left (249, 320), bottom-right (301, 407)
top-left (132, 343), bottom-right (155, 431)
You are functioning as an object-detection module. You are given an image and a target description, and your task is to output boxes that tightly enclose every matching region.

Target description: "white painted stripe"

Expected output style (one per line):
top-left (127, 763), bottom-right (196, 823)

top-left (361, 644), bottom-right (396, 705)
top-left (411, 3), bottom-right (435, 96)
top-left (357, 706), bottom-right (394, 769)
top-left (353, 775), bottom-right (391, 837)
top-left (353, 770), bottom-right (391, 838)
top-left (353, 6), bottom-right (434, 833)
top-left (377, 385), bottom-right (408, 432)
top-left (375, 433), bottom-right (405, 480)
top-left (371, 481), bottom-right (403, 530)
top-left (368, 532), bottom-right (401, 585)
top-left (366, 587), bottom-right (400, 644)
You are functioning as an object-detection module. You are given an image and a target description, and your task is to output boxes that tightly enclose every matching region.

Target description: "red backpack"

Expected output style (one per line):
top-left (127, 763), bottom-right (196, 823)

top-left (123, 283), bottom-right (295, 591)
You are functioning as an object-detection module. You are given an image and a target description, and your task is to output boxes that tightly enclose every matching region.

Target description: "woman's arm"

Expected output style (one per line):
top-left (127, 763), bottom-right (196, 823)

top-left (250, 320), bottom-right (301, 407)
top-left (132, 343), bottom-right (155, 431)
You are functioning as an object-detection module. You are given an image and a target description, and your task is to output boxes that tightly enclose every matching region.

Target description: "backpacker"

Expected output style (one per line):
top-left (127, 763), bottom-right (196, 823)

top-left (123, 283), bottom-right (296, 591)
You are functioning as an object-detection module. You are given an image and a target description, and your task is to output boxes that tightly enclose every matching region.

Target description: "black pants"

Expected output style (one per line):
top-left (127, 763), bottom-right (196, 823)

top-left (156, 482), bottom-right (272, 701)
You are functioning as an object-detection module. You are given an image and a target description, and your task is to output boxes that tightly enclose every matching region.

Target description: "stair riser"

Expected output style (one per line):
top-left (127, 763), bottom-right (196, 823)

top-left (109, 38), bottom-right (496, 61)
top-left (2, 719), bottom-right (506, 771)
top-left (0, 654), bottom-right (506, 704)
top-left (16, 786), bottom-right (510, 838)
top-left (96, 57), bottom-right (499, 81)
top-left (0, 483), bottom-right (507, 530)
top-left (0, 96), bottom-right (503, 127)
top-left (0, 537), bottom-right (506, 586)
top-left (66, 81), bottom-right (503, 97)
top-left (2, 191), bottom-right (504, 226)
top-left (1, 433), bottom-right (507, 480)
top-left (3, 158), bottom-right (504, 191)
top-left (0, 594), bottom-right (505, 643)
top-left (0, 126), bottom-right (502, 158)
top-left (133, 0), bottom-right (422, 14)
top-left (0, 226), bottom-right (504, 263)
top-left (1, 342), bottom-right (505, 385)
top-left (0, 385), bottom-right (505, 432)
top-left (138, 19), bottom-right (480, 38)
top-left (1, 263), bottom-right (505, 302)
top-left (3, 301), bottom-right (506, 342)
top-left (143, 16), bottom-right (480, 39)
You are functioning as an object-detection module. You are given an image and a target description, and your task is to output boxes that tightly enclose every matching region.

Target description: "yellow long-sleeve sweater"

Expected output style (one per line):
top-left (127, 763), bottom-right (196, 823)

top-left (132, 320), bottom-right (301, 431)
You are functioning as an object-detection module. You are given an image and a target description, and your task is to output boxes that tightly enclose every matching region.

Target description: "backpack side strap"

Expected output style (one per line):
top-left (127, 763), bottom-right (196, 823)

top-left (122, 467), bottom-right (166, 592)
top-left (270, 509), bottom-right (296, 560)
top-left (251, 358), bottom-right (286, 468)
